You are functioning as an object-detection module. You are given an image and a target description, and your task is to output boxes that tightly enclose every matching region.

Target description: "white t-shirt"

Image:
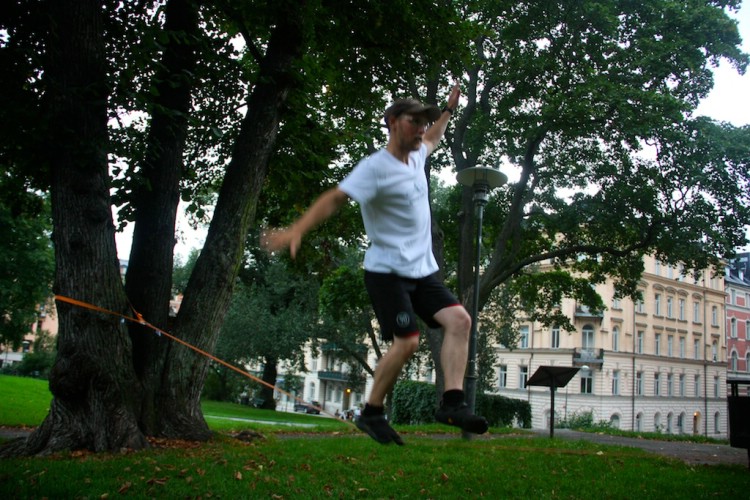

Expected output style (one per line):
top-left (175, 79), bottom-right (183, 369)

top-left (339, 144), bottom-right (438, 278)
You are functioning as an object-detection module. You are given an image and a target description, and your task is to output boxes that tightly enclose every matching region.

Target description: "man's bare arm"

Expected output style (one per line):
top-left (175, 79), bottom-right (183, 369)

top-left (262, 187), bottom-right (349, 258)
top-left (423, 83), bottom-right (460, 155)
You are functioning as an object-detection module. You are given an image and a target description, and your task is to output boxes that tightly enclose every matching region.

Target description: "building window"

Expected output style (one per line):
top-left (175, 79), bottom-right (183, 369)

top-left (655, 293), bottom-right (662, 316)
top-left (679, 337), bottom-right (685, 359)
top-left (677, 412), bottom-right (685, 434)
top-left (655, 333), bottom-right (661, 356)
top-left (612, 370), bottom-right (620, 395)
top-left (693, 301), bottom-right (701, 323)
top-left (711, 306), bottom-right (718, 327)
top-left (582, 324), bottom-right (595, 353)
top-left (612, 297), bottom-right (621, 309)
top-left (551, 325), bottom-right (560, 349)
top-left (519, 325), bottom-right (529, 349)
top-left (636, 299), bottom-right (645, 314)
top-left (667, 335), bottom-right (673, 357)
top-left (711, 341), bottom-right (718, 362)
top-left (519, 366), bottom-right (528, 389)
top-left (714, 412), bottom-right (721, 434)
top-left (713, 376), bottom-right (720, 398)
top-left (612, 326), bottom-right (619, 352)
top-left (679, 374), bottom-right (685, 397)
top-left (654, 372), bottom-right (661, 397)
top-left (499, 365), bottom-right (507, 388)
top-left (655, 261), bottom-right (661, 275)
top-left (666, 412), bottom-right (673, 434)
top-left (637, 331), bottom-right (644, 354)
top-left (746, 320), bottom-right (750, 340)
top-left (654, 412), bottom-right (662, 432)
top-left (694, 374), bottom-right (701, 397)
top-left (610, 414), bottom-right (621, 429)
top-left (678, 298), bottom-right (685, 320)
top-left (580, 369), bottom-right (593, 394)
top-left (746, 352), bottom-right (750, 373)
top-left (694, 339), bottom-right (701, 360)
top-left (636, 371), bottom-right (644, 396)
top-left (667, 373), bottom-right (674, 397)
top-left (730, 351), bottom-right (738, 372)
top-left (635, 413), bottom-right (643, 432)
top-left (730, 318), bottom-right (737, 338)
top-left (667, 297), bottom-right (673, 318)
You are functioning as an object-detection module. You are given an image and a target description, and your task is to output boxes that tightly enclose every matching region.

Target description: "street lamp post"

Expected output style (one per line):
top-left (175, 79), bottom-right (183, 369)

top-left (456, 166), bottom-right (507, 422)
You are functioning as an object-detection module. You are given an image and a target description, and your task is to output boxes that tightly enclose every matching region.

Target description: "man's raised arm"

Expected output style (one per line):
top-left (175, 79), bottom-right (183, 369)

top-left (423, 83), bottom-right (460, 155)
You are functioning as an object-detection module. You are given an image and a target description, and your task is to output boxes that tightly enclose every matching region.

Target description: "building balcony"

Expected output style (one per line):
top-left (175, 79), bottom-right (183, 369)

top-left (573, 348), bottom-right (604, 367)
top-left (317, 370), bottom-right (348, 382)
top-left (575, 304), bottom-right (604, 320)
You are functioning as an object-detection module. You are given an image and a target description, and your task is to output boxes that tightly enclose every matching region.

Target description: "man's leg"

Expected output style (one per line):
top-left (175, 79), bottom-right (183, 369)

top-left (433, 305), bottom-right (489, 434)
top-left (434, 306), bottom-right (471, 391)
top-left (356, 334), bottom-right (419, 445)
top-left (368, 334), bottom-right (420, 405)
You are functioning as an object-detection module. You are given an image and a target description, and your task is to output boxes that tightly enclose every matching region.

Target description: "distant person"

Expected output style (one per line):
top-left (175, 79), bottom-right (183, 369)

top-left (263, 84), bottom-right (488, 445)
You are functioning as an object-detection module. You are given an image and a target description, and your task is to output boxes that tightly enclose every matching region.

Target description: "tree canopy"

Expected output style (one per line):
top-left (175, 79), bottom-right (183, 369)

top-left (447, 0), bottom-right (749, 316)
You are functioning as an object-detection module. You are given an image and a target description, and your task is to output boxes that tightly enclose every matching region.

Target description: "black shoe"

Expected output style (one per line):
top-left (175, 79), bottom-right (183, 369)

top-left (355, 414), bottom-right (404, 445)
top-left (435, 403), bottom-right (489, 434)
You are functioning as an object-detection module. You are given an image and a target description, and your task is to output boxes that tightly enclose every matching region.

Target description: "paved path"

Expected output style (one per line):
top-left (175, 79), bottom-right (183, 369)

top-left (536, 428), bottom-right (749, 467)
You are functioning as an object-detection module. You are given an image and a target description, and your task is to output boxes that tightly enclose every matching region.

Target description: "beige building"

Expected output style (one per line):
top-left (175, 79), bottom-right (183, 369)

top-left (0, 297), bottom-right (58, 368)
top-left (492, 255), bottom-right (728, 437)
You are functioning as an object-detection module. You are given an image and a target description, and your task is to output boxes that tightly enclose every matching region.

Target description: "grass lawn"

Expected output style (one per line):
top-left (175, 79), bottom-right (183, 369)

top-left (1, 375), bottom-right (748, 498)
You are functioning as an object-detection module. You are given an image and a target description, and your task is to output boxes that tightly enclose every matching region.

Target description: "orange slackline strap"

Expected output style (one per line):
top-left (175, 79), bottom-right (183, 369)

top-left (54, 294), bottom-right (342, 424)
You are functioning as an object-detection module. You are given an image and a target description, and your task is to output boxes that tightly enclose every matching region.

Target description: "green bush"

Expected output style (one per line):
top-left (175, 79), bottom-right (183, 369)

top-left (391, 380), bottom-right (437, 424)
top-left (391, 381), bottom-right (532, 428)
top-left (556, 410), bottom-right (612, 430)
top-left (476, 392), bottom-right (532, 428)
top-left (14, 350), bottom-right (55, 379)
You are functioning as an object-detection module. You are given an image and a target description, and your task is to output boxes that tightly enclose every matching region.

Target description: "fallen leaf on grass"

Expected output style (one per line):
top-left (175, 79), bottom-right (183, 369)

top-left (234, 471), bottom-right (243, 480)
top-left (118, 482), bottom-right (132, 494)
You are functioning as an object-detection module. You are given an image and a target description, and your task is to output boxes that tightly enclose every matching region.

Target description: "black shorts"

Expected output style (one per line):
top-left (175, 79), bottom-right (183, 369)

top-left (364, 271), bottom-right (460, 341)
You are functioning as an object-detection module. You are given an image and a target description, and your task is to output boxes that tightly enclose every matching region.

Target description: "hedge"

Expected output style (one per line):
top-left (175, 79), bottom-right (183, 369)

top-left (391, 380), bottom-right (531, 428)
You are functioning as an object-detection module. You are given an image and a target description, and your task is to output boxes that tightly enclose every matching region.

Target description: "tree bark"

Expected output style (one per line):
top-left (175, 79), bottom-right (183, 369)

top-left (124, 0), bottom-right (200, 437)
top-left (258, 357), bottom-right (278, 410)
top-left (152, 1), bottom-right (307, 439)
top-left (4, 0), bottom-right (148, 456)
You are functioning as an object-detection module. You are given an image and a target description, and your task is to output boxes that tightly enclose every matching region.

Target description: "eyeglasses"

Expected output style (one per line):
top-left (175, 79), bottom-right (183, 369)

top-left (403, 116), bottom-right (429, 128)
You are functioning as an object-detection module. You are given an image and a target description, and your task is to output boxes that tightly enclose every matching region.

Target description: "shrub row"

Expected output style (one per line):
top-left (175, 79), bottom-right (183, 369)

top-left (391, 380), bottom-right (531, 428)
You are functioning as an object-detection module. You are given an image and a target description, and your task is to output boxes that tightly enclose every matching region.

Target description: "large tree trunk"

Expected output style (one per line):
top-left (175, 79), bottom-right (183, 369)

top-left (153, 1), bottom-right (307, 439)
top-left (1, 0), bottom-right (148, 457)
top-left (123, 0), bottom-right (199, 437)
top-left (258, 357), bottom-right (278, 410)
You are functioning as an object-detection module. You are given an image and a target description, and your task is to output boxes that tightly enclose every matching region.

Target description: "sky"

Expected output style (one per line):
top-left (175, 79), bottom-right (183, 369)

top-left (116, 5), bottom-right (750, 261)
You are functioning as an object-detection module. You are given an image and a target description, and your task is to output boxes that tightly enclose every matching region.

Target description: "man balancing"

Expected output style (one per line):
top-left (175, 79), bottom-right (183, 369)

top-left (263, 84), bottom-right (488, 445)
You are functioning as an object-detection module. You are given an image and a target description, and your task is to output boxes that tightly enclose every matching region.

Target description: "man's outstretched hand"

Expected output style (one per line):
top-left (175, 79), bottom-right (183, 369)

top-left (447, 82), bottom-right (460, 111)
top-left (260, 227), bottom-right (302, 259)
